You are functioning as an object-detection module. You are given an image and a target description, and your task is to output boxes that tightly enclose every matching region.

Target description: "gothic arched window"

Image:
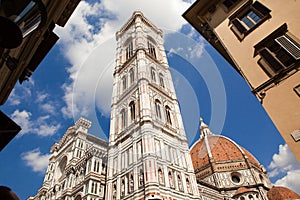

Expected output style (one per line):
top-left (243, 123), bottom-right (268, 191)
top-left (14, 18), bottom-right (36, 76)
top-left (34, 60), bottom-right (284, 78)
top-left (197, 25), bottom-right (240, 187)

top-left (165, 105), bottom-right (172, 125)
top-left (120, 109), bottom-right (126, 130)
top-left (177, 173), bottom-right (183, 191)
top-left (155, 100), bottom-right (161, 119)
top-left (129, 68), bottom-right (134, 84)
top-left (101, 163), bottom-right (106, 175)
top-left (151, 67), bottom-right (156, 82)
top-left (159, 73), bottom-right (164, 88)
top-left (158, 167), bottom-right (164, 185)
top-left (129, 101), bottom-right (135, 121)
top-left (186, 178), bottom-right (192, 194)
top-left (126, 41), bottom-right (133, 60)
top-left (121, 178), bottom-right (125, 197)
top-left (147, 38), bottom-right (156, 58)
top-left (129, 173), bottom-right (134, 193)
top-left (168, 170), bottom-right (174, 188)
top-left (55, 156), bottom-right (67, 180)
top-left (138, 167), bottom-right (144, 188)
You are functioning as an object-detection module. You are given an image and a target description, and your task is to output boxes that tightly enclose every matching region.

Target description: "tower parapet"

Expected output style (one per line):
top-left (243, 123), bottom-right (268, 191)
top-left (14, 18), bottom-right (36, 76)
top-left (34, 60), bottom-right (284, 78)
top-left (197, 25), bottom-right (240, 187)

top-left (75, 117), bottom-right (92, 133)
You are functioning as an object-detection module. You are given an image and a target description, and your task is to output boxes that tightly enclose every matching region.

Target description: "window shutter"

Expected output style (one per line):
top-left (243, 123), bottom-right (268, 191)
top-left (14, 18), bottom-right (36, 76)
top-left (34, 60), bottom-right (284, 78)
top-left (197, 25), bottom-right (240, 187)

top-left (259, 48), bottom-right (285, 72)
top-left (251, 1), bottom-right (271, 16)
top-left (231, 18), bottom-right (247, 34)
top-left (275, 35), bottom-right (300, 60)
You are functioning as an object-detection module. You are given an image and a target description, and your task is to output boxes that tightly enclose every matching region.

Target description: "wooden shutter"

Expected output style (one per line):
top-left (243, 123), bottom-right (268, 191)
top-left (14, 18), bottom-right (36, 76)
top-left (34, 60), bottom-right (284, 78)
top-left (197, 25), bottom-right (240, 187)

top-left (258, 48), bottom-right (285, 74)
top-left (251, 1), bottom-right (271, 16)
top-left (275, 35), bottom-right (300, 60)
top-left (231, 18), bottom-right (247, 34)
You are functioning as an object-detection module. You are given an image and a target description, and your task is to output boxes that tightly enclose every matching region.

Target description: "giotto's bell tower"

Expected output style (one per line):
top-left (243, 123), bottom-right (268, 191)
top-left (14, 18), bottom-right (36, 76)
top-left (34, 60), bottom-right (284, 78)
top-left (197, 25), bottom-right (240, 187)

top-left (105, 11), bottom-right (199, 200)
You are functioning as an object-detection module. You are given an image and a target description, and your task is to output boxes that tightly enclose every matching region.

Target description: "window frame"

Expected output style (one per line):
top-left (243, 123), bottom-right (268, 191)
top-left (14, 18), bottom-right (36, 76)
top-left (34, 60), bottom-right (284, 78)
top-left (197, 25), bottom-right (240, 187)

top-left (148, 40), bottom-right (156, 58)
top-left (129, 68), bottom-right (135, 85)
top-left (229, 1), bottom-right (271, 40)
top-left (254, 24), bottom-right (300, 80)
top-left (151, 67), bottom-right (156, 82)
top-left (129, 101), bottom-right (136, 121)
top-left (125, 41), bottom-right (133, 60)
top-left (120, 109), bottom-right (126, 130)
top-left (165, 105), bottom-right (172, 125)
top-left (155, 99), bottom-right (162, 119)
top-left (158, 167), bottom-right (164, 185)
top-left (159, 73), bottom-right (165, 88)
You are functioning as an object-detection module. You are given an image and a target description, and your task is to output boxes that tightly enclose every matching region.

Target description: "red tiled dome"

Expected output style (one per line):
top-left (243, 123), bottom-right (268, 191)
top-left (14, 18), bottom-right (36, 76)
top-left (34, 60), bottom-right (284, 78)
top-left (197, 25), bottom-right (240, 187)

top-left (190, 135), bottom-right (260, 172)
top-left (267, 186), bottom-right (300, 200)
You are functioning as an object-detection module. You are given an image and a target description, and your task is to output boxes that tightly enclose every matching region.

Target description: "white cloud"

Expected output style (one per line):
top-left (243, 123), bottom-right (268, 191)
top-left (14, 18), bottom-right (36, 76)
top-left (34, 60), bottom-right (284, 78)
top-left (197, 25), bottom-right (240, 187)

top-left (36, 93), bottom-right (48, 103)
top-left (167, 47), bottom-right (184, 57)
top-left (188, 45), bottom-right (204, 59)
top-left (11, 110), bottom-right (32, 134)
top-left (8, 89), bottom-right (21, 105)
top-left (21, 148), bottom-right (50, 173)
top-left (11, 110), bottom-right (61, 137)
top-left (7, 80), bottom-right (34, 106)
top-left (55, 0), bottom-right (193, 123)
top-left (40, 103), bottom-right (56, 114)
top-left (268, 144), bottom-right (300, 194)
top-left (35, 92), bottom-right (58, 115)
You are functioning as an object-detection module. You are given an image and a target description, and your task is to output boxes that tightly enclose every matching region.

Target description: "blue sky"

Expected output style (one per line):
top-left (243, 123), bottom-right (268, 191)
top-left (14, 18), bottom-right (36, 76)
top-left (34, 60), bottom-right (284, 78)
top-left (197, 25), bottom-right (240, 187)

top-left (0, 0), bottom-right (300, 199)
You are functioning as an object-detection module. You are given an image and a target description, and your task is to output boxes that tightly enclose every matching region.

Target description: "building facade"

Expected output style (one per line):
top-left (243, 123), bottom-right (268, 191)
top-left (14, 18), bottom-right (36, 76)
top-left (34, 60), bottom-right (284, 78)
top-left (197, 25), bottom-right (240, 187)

top-left (183, 0), bottom-right (300, 162)
top-left (28, 118), bottom-right (108, 200)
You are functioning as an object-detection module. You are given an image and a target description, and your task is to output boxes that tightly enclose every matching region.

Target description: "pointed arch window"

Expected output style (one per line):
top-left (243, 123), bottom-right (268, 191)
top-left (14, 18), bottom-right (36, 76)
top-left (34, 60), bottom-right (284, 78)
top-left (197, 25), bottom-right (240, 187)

top-left (138, 167), bottom-right (144, 188)
top-left (129, 68), bottom-right (134, 85)
top-left (148, 41), bottom-right (156, 58)
top-left (159, 73), bottom-right (165, 88)
top-left (168, 170), bottom-right (174, 189)
top-left (120, 109), bottom-right (126, 130)
top-left (121, 178), bottom-right (125, 197)
top-left (129, 173), bottom-right (134, 193)
top-left (158, 167), bottom-right (164, 185)
top-left (177, 173), bottom-right (183, 191)
top-left (186, 177), bottom-right (192, 194)
top-left (126, 41), bottom-right (133, 60)
top-left (165, 105), bottom-right (172, 125)
top-left (151, 67), bottom-right (156, 82)
top-left (129, 101), bottom-right (136, 121)
top-left (155, 99), bottom-right (161, 119)
top-left (101, 163), bottom-right (106, 175)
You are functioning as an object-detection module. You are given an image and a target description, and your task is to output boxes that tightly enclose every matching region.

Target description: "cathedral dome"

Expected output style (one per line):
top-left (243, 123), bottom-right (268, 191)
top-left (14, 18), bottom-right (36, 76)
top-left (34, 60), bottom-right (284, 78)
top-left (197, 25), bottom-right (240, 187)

top-left (190, 118), bottom-right (263, 179)
top-left (190, 134), bottom-right (260, 172)
top-left (267, 186), bottom-right (300, 200)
